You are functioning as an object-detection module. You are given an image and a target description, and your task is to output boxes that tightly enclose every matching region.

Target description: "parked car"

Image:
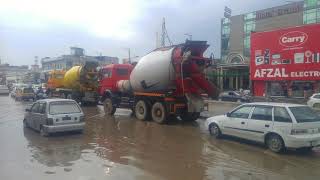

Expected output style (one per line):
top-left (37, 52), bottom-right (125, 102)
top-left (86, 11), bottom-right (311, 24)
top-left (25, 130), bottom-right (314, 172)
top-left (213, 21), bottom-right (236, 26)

top-left (15, 87), bottom-right (35, 101)
top-left (218, 91), bottom-right (251, 102)
top-left (205, 102), bottom-right (320, 153)
top-left (0, 85), bottom-right (9, 95)
top-left (307, 93), bottom-right (320, 109)
top-left (23, 99), bottom-right (85, 136)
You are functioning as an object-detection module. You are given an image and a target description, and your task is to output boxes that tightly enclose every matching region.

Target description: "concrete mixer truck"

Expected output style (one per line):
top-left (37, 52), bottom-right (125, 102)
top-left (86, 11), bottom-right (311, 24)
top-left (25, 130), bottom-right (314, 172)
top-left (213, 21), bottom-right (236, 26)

top-left (98, 40), bottom-right (218, 123)
top-left (47, 61), bottom-right (99, 104)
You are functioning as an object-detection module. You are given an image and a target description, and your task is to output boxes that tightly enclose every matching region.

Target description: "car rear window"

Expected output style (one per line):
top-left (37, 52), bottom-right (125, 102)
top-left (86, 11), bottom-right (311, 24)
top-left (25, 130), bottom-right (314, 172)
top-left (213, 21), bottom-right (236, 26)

top-left (49, 101), bottom-right (81, 115)
top-left (274, 107), bottom-right (292, 123)
top-left (289, 106), bottom-right (320, 123)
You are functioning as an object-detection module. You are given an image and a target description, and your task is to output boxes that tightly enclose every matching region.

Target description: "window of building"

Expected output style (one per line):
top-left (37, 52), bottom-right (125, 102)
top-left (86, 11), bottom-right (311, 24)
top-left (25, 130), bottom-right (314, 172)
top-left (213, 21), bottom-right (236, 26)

top-left (303, 8), bottom-right (317, 24)
top-left (222, 18), bottom-right (230, 25)
top-left (243, 35), bottom-right (251, 57)
top-left (222, 25), bottom-right (230, 35)
top-left (304, 0), bottom-right (318, 8)
top-left (244, 35), bottom-right (250, 49)
top-left (244, 21), bottom-right (255, 34)
top-left (221, 37), bottom-right (230, 51)
top-left (244, 12), bottom-right (256, 20)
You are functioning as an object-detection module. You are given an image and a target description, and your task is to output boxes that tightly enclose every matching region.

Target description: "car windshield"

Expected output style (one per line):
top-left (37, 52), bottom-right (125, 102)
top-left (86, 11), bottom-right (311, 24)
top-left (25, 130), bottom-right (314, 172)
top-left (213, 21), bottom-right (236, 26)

top-left (49, 101), bottom-right (81, 115)
top-left (289, 106), bottom-right (320, 123)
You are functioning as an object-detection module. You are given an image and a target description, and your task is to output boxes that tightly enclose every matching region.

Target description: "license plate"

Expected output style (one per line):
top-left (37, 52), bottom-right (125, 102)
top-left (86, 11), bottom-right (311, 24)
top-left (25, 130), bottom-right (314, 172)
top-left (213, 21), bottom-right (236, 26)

top-left (62, 116), bottom-right (71, 120)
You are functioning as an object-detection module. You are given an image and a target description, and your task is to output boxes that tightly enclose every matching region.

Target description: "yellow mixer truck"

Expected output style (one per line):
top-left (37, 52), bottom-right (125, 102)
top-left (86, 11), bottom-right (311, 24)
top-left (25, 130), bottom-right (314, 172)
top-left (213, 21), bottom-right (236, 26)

top-left (46, 61), bottom-right (99, 105)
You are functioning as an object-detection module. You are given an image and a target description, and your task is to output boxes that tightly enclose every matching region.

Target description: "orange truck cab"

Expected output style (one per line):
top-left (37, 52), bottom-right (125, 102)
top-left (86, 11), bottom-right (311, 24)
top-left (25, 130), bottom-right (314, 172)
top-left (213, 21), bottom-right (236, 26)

top-left (47, 70), bottom-right (65, 89)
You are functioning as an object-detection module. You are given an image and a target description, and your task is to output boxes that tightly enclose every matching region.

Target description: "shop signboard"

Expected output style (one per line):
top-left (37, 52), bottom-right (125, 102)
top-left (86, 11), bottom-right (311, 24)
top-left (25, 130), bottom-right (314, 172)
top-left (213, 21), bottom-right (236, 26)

top-left (250, 23), bottom-right (320, 81)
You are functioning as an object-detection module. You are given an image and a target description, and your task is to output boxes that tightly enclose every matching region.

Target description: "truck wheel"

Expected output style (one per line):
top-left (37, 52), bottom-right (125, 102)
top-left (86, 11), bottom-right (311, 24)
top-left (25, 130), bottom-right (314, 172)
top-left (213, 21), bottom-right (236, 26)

top-left (104, 98), bottom-right (116, 115)
top-left (180, 112), bottom-right (200, 122)
top-left (135, 100), bottom-right (150, 121)
top-left (151, 102), bottom-right (168, 124)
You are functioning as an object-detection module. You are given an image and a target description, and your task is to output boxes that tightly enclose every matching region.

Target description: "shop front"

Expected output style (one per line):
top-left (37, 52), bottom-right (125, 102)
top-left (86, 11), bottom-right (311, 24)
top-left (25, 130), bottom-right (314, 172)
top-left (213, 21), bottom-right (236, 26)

top-left (250, 23), bottom-right (320, 98)
top-left (253, 80), bottom-right (319, 98)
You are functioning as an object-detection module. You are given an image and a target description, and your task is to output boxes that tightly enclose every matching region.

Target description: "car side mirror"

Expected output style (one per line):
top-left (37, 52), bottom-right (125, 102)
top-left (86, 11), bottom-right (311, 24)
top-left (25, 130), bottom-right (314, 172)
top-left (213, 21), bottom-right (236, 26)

top-left (25, 108), bottom-right (31, 112)
top-left (226, 112), bottom-right (232, 117)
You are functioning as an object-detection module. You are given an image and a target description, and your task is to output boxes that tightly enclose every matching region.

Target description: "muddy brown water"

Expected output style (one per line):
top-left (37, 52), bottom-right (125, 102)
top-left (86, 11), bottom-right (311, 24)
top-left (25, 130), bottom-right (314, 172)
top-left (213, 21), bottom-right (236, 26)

top-left (1, 95), bottom-right (320, 180)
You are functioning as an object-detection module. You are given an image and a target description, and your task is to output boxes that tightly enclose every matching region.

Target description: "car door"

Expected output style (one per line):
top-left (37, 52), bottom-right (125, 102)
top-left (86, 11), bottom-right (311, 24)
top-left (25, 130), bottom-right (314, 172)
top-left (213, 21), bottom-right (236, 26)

top-left (246, 105), bottom-right (273, 142)
top-left (30, 102), bottom-right (40, 130)
top-left (222, 105), bottom-right (254, 138)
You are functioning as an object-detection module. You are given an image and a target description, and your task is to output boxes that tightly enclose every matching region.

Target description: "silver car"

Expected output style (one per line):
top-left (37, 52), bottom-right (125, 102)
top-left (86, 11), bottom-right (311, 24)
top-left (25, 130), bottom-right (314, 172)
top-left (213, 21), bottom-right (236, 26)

top-left (23, 99), bottom-right (85, 136)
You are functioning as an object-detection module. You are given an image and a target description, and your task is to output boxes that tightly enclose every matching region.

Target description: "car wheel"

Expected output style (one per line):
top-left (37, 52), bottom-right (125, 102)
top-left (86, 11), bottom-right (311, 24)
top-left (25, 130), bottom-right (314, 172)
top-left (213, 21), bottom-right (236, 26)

top-left (23, 119), bottom-right (28, 128)
top-left (209, 123), bottom-right (221, 138)
top-left (40, 126), bottom-right (49, 137)
top-left (267, 134), bottom-right (285, 153)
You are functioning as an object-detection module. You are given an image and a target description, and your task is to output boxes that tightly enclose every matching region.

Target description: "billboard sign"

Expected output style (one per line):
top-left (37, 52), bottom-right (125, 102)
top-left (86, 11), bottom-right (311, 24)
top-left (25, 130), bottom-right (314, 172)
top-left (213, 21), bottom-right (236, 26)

top-left (250, 23), bottom-right (320, 81)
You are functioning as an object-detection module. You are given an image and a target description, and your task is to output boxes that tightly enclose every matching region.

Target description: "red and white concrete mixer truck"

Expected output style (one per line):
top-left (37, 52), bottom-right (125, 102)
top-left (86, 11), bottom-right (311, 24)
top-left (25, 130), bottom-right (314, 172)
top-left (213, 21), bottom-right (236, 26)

top-left (98, 40), bottom-right (218, 124)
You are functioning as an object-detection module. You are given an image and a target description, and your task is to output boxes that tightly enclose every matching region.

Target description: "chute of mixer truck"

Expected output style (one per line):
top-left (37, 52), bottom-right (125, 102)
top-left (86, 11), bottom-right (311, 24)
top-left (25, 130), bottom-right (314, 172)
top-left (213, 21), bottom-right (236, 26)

top-left (98, 40), bottom-right (218, 123)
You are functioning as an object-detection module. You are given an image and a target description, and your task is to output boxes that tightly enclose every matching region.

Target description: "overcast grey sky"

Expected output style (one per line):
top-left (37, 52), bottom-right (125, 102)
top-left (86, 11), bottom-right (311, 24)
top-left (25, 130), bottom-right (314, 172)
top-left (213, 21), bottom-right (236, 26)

top-left (0, 0), bottom-right (293, 66)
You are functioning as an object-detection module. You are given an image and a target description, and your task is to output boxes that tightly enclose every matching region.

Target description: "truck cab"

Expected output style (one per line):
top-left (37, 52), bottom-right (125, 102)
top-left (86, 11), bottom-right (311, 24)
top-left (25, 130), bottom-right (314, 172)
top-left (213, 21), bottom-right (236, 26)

top-left (98, 64), bottom-right (133, 95)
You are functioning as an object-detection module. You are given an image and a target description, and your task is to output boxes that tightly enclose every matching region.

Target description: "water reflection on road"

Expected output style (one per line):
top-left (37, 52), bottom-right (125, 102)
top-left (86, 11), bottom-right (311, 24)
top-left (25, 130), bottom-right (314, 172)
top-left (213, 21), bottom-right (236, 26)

top-left (1, 95), bottom-right (320, 180)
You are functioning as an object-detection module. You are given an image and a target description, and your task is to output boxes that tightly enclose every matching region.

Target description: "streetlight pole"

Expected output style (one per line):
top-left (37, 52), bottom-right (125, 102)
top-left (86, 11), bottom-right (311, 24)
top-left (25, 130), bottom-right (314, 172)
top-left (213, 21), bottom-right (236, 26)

top-left (128, 48), bottom-right (131, 64)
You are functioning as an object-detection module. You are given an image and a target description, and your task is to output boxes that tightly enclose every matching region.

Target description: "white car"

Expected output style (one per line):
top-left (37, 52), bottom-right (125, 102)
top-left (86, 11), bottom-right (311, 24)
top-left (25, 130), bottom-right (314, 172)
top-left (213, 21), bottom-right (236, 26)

top-left (0, 85), bottom-right (9, 95)
top-left (205, 102), bottom-right (320, 153)
top-left (307, 93), bottom-right (320, 109)
top-left (24, 99), bottom-right (85, 136)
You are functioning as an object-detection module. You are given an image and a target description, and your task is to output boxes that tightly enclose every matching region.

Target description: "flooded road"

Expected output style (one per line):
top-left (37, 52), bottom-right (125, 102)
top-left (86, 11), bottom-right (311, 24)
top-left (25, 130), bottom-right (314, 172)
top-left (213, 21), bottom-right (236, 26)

top-left (1, 95), bottom-right (320, 180)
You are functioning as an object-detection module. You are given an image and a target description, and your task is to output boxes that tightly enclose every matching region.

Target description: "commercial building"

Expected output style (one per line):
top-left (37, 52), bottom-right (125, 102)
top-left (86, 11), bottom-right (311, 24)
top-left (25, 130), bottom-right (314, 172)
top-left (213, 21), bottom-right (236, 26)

top-left (41, 47), bottom-right (119, 71)
top-left (0, 63), bottom-right (30, 84)
top-left (219, 0), bottom-right (320, 92)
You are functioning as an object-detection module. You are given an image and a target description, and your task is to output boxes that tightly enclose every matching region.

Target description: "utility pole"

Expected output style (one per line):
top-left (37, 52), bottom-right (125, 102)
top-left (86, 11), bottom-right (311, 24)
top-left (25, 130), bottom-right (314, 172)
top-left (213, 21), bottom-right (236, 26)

top-left (161, 18), bottom-right (172, 47)
top-left (184, 33), bottom-right (192, 40)
top-left (128, 48), bottom-right (131, 64)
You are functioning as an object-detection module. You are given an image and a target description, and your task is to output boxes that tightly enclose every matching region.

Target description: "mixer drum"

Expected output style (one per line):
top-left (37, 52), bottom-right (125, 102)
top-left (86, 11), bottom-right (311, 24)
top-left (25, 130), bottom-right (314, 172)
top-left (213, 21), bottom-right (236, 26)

top-left (129, 47), bottom-right (176, 92)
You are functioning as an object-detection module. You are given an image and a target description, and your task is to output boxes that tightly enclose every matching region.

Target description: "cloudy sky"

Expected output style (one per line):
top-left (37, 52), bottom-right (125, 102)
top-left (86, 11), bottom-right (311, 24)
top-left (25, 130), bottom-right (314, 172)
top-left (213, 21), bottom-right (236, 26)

top-left (0, 0), bottom-right (291, 66)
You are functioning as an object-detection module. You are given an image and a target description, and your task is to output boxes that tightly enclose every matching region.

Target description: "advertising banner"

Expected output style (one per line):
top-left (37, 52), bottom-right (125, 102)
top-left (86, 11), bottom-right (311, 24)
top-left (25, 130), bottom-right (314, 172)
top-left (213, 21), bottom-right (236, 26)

top-left (250, 23), bottom-right (320, 81)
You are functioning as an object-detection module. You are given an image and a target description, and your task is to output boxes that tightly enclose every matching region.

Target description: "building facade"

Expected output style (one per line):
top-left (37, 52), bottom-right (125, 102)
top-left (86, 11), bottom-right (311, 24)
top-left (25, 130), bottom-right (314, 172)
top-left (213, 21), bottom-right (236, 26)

top-left (0, 63), bottom-right (30, 84)
top-left (41, 47), bottom-right (119, 71)
top-left (219, 0), bottom-right (320, 92)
